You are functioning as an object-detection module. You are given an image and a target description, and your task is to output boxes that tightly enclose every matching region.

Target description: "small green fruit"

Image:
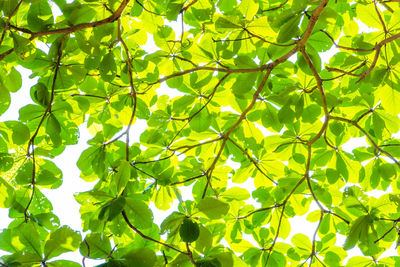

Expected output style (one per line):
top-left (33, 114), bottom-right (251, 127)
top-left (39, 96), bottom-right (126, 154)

top-left (179, 218), bottom-right (200, 243)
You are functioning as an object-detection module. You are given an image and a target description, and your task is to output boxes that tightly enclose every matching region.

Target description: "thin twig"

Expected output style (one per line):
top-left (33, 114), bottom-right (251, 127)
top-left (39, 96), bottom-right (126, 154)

top-left (122, 210), bottom-right (187, 254)
top-left (24, 34), bottom-right (67, 221)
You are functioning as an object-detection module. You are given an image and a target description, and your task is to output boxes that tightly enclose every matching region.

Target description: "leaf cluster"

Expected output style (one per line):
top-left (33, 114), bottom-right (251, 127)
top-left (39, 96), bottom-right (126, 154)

top-left (0, 0), bottom-right (400, 266)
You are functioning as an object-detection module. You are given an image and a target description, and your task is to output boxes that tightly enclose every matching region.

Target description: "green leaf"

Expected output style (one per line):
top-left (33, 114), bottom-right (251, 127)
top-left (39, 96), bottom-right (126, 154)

top-left (215, 16), bottom-right (241, 32)
top-left (377, 84), bottom-right (400, 115)
top-left (123, 247), bottom-right (156, 267)
top-left (242, 247), bottom-right (261, 266)
top-left (32, 83), bottom-right (50, 106)
top-left (5, 121), bottom-right (30, 145)
top-left (196, 258), bottom-right (222, 267)
top-left (44, 226), bottom-right (81, 260)
top-left (329, 121), bottom-right (344, 136)
top-left (124, 197), bottom-right (153, 229)
top-left (356, 4), bottom-right (383, 29)
top-left (63, 2), bottom-right (96, 25)
top-left (94, 259), bottom-right (128, 267)
top-left (46, 114), bottom-right (62, 147)
top-left (27, 1), bottom-right (53, 32)
top-left (220, 187), bottom-right (250, 201)
top-left (99, 196), bottom-right (126, 222)
top-left (0, 153), bottom-right (14, 172)
top-left (113, 161), bottom-right (131, 195)
top-left (291, 233), bottom-right (312, 251)
top-left (79, 233), bottom-right (111, 259)
top-left (47, 260), bottom-right (82, 267)
top-left (14, 222), bottom-right (43, 257)
top-left (197, 197), bottom-right (230, 219)
top-left (166, 1), bottom-right (184, 21)
top-left (15, 161), bottom-right (33, 184)
top-left (343, 215), bottom-right (371, 250)
top-left (19, 104), bottom-right (45, 122)
top-left (277, 15), bottom-right (300, 43)
top-left (189, 108), bottom-right (211, 132)
top-left (130, 1), bottom-right (143, 17)
top-left (161, 212), bottom-right (185, 235)
top-left (195, 225), bottom-right (213, 253)
top-left (239, 0), bottom-right (259, 18)
top-left (5, 67), bottom-right (22, 92)
top-left (0, 85), bottom-right (11, 116)
top-left (0, 177), bottom-right (14, 208)
top-left (99, 52), bottom-right (117, 82)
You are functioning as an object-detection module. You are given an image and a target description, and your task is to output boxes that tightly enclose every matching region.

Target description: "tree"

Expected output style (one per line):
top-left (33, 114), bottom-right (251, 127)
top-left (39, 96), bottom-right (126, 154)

top-left (0, 0), bottom-right (400, 266)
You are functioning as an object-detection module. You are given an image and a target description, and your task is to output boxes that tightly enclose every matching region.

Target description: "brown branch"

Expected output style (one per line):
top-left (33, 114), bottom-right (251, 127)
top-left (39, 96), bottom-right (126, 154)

top-left (378, 1), bottom-right (395, 12)
top-left (82, 239), bottom-right (90, 267)
top-left (374, 225), bottom-right (396, 243)
top-left (297, 0), bottom-right (330, 48)
top-left (322, 61), bottom-right (367, 81)
top-left (200, 0), bottom-right (330, 198)
top-left (237, 204), bottom-right (283, 220)
top-left (103, 132), bottom-right (127, 146)
top-left (212, 36), bottom-right (253, 43)
top-left (330, 116), bottom-right (400, 168)
top-left (0, 0), bottom-right (24, 47)
top-left (169, 55), bottom-right (197, 67)
top-left (171, 73), bottom-right (229, 121)
top-left (170, 174), bottom-right (205, 186)
top-left (152, 65), bottom-right (268, 85)
top-left (0, 0), bottom-right (129, 61)
top-left (310, 211), bottom-right (324, 266)
top-left (262, 0), bottom-right (289, 12)
top-left (264, 205), bottom-right (286, 266)
top-left (134, 0), bottom-right (164, 16)
top-left (181, 0), bottom-right (198, 12)
top-left (242, 27), bottom-right (297, 47)
top-left (305, 145), bottom-right (325, 211)
top-left (227, 137), bottom-right (276, 184)
top-left (122, 210), bottom-right (187, 254)
top-left (356, 108), bottom-right (374, 123)
top-left (303, 85), bottom-right (318, 94)
top-left (380, 144), bottom-right (400, 148)
top-left (32, 0), bottom-right (129, 38)
top-left (320, 30), bottom-right (375, 52)
top-left (324, 130), bottom-right (336, 150)
top-left (134, 152), bottom-right (176, 165)
top-left (324, 210), bottom-right (350, 224)
top-left (186, 243), bottom-right (196, 266)
top-left (263, 176), bottom-right (306, 266)
top-left (324, 67), bottom-right (363, 77)
top-left (132, 165), bottom-right (158, 181)
top-left (300, 48), bottom-right (329, 145)
top-left (201, 68), bottom-right (273, 198)
top-left (24, 34), bottom-right (67, 222)
top-left (170, 137), bottom-right (223, 154)
top-left (273, 141), bottom-right (307, 153)
top-left (315, 256), bottom-right (327, 267)
top-left (117, 19), bottom-right (138, 162)
top-left (373, 0), bottom-right (388, 34)
top-left (70, 93), bottom-right (108, 100)
top-left (356, 33), bottom-right (400, 82)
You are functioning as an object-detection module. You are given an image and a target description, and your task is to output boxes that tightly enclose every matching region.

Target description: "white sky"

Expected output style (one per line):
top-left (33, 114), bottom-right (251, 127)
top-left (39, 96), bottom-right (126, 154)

top-left (1, 3), bottom-right (399, 266)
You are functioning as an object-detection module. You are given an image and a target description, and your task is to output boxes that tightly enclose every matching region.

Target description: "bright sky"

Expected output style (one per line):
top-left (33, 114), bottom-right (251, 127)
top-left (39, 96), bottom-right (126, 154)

top-left (1, 2), bottom-right (399, 266)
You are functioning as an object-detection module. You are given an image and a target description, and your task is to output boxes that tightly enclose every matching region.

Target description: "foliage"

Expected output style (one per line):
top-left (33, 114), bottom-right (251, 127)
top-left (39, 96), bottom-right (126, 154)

top-left (0, 0), bottom-right (400, 266)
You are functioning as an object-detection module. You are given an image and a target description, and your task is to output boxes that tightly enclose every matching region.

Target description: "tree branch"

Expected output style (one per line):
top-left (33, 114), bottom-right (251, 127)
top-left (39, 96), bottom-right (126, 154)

top-left (121, 210), bottom-right (188, 255)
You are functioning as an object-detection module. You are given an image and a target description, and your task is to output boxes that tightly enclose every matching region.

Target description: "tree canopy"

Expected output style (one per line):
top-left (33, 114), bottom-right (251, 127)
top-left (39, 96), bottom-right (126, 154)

top-left (1, 0), bottom-right (400, 266)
